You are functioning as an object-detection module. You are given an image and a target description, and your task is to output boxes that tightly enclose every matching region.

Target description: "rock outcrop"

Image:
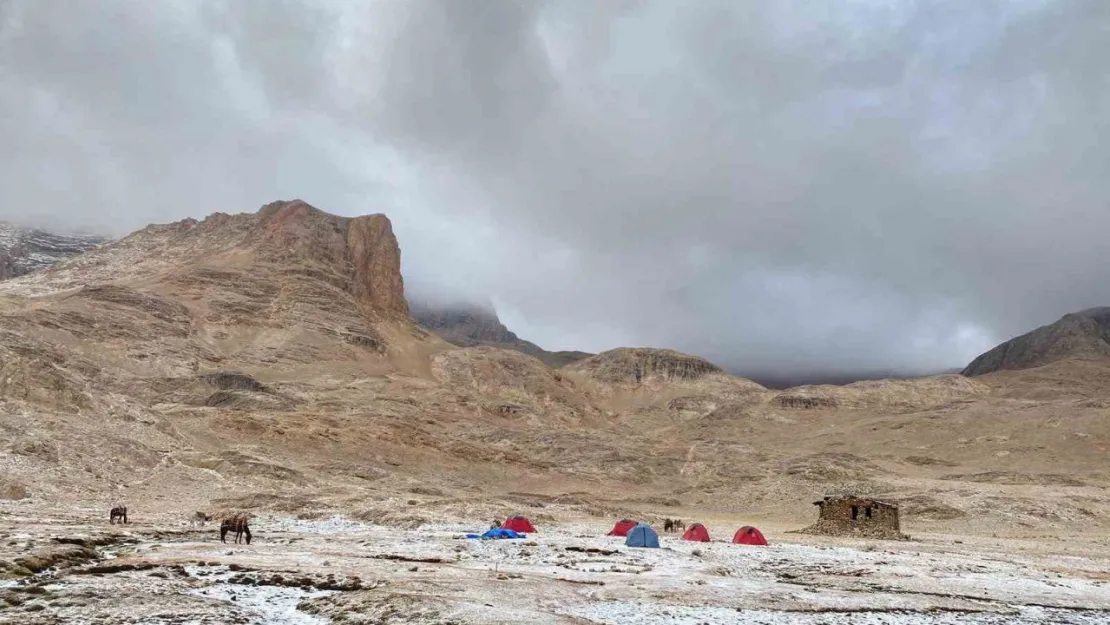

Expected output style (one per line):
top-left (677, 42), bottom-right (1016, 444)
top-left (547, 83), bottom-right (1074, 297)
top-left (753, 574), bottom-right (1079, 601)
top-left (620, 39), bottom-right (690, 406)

top-left (567, 347), bottom-right (726, 384)
top-left (963, 308), bottom-right (1110, 376)
top-left (409, 298), bottom-right (591, 368)
top-left (0, 222), bottom-right (108, 279)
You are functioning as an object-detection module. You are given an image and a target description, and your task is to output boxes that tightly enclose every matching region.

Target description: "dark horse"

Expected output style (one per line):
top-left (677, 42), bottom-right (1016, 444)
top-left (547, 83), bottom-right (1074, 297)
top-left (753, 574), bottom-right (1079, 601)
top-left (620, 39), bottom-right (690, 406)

top-left (109, 506), bottom-right (128, 524)
top-left (220, 517), bottom-right (252, 544)
top-left (663, 518), bottom-right (685, 533)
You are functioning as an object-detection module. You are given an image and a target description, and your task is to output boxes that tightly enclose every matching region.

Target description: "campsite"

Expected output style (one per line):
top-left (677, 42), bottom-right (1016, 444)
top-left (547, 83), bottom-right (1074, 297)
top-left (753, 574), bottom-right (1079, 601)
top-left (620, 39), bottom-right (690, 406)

top-left (3, 505), bottom-right (1110, 624)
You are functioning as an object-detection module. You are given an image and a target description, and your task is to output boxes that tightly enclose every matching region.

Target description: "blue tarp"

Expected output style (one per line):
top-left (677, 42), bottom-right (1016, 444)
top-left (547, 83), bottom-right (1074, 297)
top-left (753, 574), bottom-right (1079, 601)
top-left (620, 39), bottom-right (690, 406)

top-left (625, 523), bottom-right (660, 548)
top-left (467, 528), bottom-right (527, 540)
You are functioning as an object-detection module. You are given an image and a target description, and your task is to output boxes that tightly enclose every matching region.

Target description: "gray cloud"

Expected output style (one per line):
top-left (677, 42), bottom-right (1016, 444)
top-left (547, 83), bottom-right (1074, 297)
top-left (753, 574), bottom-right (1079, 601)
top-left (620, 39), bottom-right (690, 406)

top-left (2, 0), bottom-right (1109, 378)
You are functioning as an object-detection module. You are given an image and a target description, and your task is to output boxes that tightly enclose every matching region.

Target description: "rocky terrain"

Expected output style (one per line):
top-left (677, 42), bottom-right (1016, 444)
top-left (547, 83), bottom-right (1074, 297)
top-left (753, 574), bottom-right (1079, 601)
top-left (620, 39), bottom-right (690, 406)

top-left (1, 200), bottom-right (1110, 622)
top-left (963, 307), bottom-right (1110, 376)
top-left (409, 298), bottom-right (591, 368)
top-left (3, 511), bottom-right (1109, 625)
top-left (0, 221), bottom-right (108, 280)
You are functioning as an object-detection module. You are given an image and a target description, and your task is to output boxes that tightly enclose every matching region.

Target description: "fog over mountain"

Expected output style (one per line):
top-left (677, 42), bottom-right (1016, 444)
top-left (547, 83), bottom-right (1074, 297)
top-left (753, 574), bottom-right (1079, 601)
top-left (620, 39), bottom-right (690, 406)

top-left (3, 0), bottom-right (1109, 379)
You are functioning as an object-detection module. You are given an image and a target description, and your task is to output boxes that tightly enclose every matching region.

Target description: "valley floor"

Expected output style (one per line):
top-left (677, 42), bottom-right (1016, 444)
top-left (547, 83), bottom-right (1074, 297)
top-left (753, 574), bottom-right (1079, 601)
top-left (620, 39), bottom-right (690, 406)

top-left (2, 507), bottom-right (1109, 624)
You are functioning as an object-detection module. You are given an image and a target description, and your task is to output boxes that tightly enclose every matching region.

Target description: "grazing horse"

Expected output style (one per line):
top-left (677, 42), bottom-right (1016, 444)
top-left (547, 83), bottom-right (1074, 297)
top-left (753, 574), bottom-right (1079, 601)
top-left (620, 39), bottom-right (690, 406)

top-left (109, 506), bottom-right (128, 525)
top-left (220, 517), bottom-right (251, 544)
top-left (192, 512), bottom-right (212, 526)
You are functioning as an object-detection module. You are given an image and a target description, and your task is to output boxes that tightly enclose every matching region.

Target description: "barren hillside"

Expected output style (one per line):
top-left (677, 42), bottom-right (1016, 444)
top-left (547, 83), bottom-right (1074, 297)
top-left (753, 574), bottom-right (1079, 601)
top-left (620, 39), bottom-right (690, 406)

top-left (0, 201), bottom-right (1108, 541)
top-left (963, 307), bottom-right (1110, 375)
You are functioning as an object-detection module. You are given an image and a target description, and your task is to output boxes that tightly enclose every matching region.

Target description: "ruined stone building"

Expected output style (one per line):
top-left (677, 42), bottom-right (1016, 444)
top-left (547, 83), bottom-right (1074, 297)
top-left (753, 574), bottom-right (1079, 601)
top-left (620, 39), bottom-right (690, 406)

top-left (801, 495), bottom-right (908, 540)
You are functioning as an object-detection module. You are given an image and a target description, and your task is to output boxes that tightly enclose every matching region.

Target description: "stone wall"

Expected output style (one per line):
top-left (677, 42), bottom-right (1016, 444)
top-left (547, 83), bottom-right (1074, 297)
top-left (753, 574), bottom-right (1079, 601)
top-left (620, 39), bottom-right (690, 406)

top-left (801, 495), bottom-right (909, 540)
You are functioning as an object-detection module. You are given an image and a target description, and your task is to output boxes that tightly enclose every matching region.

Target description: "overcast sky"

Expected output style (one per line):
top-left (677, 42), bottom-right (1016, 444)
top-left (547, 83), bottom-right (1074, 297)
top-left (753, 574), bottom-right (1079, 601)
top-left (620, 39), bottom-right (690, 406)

top-left (2, 0), bottom-right (1108, 379)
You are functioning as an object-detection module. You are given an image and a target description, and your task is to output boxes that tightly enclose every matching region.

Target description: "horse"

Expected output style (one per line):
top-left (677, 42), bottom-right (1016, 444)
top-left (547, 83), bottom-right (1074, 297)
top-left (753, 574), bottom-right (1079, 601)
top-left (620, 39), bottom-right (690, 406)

top-left (109, 506), bottom-right (128, 525)
top-left (220, 517), bottom-right (252, 544)
top-left (491, 519), bottom-right (502, 528)
top-left (192, 511), bottom-right (212, 526)
top-left (663, 518), bottom-right (685, 533)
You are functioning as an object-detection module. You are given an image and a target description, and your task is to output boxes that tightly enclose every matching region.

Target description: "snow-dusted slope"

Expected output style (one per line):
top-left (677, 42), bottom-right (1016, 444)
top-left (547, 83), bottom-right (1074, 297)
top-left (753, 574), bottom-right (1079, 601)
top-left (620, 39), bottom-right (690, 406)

top-left (0, 221), bottom-right (109, 279)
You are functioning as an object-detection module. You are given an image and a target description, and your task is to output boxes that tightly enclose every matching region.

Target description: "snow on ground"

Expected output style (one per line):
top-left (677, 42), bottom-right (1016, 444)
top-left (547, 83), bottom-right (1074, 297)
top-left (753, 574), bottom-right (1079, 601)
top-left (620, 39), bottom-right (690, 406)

top-left (183, 565), bottom-right (334, 625)
top-left (563, 603), bottom-right (1110, 625)
top-left (3, 515), bottom-right (1110, 624)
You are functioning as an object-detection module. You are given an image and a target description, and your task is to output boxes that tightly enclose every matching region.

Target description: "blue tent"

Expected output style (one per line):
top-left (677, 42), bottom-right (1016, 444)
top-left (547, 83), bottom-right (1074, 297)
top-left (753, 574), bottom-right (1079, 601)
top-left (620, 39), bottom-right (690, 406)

top-left (624, 523), bottom-right (660, 548)
top-left (466, 528), bottom-right (526, 540)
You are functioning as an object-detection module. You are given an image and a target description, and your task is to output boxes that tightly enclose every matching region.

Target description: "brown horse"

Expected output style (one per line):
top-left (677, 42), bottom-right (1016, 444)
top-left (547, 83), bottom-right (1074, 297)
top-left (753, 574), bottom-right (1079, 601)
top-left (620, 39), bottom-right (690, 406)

top-left (663, 518), bottom-right (685, 533)
top-left (109, 506), bottom-right (128, 524)
top-left (220, 517), bottom-right (251, 544)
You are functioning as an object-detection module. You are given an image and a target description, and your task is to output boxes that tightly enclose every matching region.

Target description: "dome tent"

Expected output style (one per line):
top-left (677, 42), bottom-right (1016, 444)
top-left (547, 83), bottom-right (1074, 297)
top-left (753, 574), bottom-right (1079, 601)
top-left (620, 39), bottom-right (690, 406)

top-left (607, 519), bottom-right (638, 537)
top-left (625, 523), bottom-right (660, 548)
top-left (682, 522), bottom-right (711, 542)
top-left (732, 526), bottom-right (768, 546)
top-left (503, 516), bottom-right (537, 533)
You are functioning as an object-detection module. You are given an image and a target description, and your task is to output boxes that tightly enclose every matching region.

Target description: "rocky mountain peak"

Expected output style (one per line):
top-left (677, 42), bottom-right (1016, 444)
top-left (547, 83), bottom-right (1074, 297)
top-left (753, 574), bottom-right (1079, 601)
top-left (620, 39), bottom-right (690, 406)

top-left (0, 201), bottom-right (409, 328)
top-left (408, 297), bottom-right (592, 368)
top-left (409, 299), bottom-right (519, 345)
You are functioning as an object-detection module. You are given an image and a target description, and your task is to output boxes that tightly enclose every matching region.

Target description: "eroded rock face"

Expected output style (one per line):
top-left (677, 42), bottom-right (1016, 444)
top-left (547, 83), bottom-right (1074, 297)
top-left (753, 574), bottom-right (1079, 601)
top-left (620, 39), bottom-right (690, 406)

top-left (568, 347), bottom-right (725, 384)
top-left (348, 214), bottom-right (408, 319)
top-left (255, 200), bottom-right (409, 319)
top-left (773, 394), bottom-right (840, 410)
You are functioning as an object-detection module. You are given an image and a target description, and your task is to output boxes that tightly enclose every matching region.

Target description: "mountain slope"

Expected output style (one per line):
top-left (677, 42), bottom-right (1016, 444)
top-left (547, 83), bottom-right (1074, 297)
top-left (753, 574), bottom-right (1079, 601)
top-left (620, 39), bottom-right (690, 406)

top-left (962, 307), bottom-right (1110, 376)
top-left (409, 298), bottom-right (592, 368)
top-left (0, 221), bottom-right (108, 279)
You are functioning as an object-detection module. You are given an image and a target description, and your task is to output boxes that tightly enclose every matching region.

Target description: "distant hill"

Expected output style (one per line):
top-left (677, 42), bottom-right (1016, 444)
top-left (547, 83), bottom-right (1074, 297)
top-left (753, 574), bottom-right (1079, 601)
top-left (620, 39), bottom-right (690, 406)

top-left (0, 221), bottom-right (109, 279)
top-left (746, 369), bottom-right (964, 390)
top-left (408, 298), bottom-right (592, 368)
top-left (962, 307), bottom-right (1110, 376)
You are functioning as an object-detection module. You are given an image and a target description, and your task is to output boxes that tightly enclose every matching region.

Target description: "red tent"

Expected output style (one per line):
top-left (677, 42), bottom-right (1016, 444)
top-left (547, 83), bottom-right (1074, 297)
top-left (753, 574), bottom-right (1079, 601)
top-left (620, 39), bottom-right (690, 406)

top-left (607, 519), bottom-right (638, 537)
top-left (682, 522), bottom-right (711, 542)
top-left (732, 526), bottom-right (768, 546)
top-left (502, 516), bottom-right (537, 533)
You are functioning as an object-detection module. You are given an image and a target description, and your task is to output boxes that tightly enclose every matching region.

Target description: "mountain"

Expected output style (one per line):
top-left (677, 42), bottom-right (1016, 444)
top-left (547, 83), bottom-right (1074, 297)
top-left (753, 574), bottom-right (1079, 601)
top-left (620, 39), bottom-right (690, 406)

top-left (409, 298), bottom-right (592, 368)
top-left (0, 200), bottom-right (1108, 540)
top-left (0, 221), bottom-right (109, 279)
top-left (962, 307), bottom-right (1110, 376)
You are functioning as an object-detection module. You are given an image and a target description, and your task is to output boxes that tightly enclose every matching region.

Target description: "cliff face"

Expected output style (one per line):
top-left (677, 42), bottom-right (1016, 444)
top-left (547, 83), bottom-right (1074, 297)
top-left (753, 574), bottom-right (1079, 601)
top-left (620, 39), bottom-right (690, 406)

top-left (348, 214), bottom-right (409, 318)
top-left (0, 222), bottom-right (108, 279)
top-left (253, 200), bottom-right (409, 319)
top-left (408, 298), bottom-right (591, 368)
top-left (963, 308), bottom-right (1110, 376)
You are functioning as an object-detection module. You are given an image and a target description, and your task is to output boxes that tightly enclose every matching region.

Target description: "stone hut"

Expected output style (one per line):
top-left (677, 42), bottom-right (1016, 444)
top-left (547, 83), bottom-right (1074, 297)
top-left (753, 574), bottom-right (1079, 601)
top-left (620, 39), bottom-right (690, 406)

top-left (801, 495), bottom-right (908, 540)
